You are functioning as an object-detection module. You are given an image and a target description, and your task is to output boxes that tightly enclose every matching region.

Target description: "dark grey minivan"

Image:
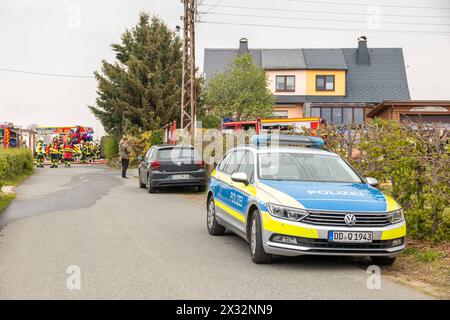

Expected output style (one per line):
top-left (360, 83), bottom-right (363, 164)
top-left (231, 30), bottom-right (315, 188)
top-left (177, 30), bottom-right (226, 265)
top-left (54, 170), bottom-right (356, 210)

top-left (138, 144), bottom-right (207, 193)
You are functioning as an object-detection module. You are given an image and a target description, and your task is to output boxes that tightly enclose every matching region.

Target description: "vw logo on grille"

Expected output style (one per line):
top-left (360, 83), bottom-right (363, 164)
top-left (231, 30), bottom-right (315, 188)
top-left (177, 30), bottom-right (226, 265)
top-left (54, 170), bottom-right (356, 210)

top-left (344, 214), bottom-right (356, 226)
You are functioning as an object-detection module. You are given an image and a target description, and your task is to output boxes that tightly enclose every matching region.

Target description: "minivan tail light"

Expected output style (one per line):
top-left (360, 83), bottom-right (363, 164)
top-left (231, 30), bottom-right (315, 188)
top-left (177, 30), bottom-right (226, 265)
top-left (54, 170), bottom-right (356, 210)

top-left (196, 160), bottom-right (206, 168)
top-left (150, 161), bottom-right (161, 170)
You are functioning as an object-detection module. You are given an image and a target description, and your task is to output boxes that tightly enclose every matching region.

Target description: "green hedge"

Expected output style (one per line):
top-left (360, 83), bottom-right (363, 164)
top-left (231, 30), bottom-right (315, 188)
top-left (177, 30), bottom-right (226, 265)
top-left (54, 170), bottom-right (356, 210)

top-left (100, 136), bottom-right (119, 160)
top-left (0, 148), bottom-right (33, 187)
top-left (150, 129), bottom-right (163, 146)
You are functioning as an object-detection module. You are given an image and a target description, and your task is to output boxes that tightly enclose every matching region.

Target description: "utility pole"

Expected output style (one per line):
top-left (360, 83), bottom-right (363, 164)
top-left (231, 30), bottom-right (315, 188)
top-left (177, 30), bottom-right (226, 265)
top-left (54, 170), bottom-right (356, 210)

top-left (180, 0), bottom-right (197, 131)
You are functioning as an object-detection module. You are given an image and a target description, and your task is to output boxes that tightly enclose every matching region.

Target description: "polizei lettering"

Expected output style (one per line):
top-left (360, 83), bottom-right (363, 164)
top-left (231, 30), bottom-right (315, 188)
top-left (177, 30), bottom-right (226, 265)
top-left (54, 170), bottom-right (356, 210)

top-left (307, 190), bottom-right (365, 196)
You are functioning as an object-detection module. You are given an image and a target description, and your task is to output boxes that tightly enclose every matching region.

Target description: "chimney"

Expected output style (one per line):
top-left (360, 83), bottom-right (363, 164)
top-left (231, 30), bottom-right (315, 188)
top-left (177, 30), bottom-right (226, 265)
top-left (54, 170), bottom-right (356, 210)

top-left (238, 38), bottom-right (249, 56)
top-left (357, 36), bottom-right (370, 65)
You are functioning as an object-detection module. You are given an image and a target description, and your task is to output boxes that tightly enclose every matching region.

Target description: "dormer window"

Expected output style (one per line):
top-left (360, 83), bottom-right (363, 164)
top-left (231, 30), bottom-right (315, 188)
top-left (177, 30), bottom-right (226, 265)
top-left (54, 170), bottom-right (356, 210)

top-left (276, 75), bottom-right (295, 92)
top-left (316, 75), bottom-right (335, 91)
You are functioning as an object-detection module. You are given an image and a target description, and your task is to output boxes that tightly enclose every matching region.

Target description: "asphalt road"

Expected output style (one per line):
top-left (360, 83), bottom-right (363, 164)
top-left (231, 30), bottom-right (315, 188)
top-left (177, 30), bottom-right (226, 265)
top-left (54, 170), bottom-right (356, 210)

top-left (0, 165), bottom-right (431, 299)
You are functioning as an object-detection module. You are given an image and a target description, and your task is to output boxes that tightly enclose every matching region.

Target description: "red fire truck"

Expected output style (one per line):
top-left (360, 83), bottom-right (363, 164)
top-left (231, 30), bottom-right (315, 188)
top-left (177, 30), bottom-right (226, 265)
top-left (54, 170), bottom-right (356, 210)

top-left (222, 117), bottom-right (322, 134)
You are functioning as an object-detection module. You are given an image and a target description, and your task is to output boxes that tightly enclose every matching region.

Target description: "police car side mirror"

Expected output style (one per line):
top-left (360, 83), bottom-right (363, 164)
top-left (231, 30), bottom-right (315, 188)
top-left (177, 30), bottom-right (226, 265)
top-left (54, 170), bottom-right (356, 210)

top-left (231, 172), bottom-right (249, 185)
top-left (366, 177), bottom-right (379, 188)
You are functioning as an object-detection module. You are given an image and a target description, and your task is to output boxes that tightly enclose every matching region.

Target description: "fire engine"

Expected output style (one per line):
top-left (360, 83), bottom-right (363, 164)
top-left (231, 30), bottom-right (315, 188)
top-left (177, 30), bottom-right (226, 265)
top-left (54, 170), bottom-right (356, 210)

top-left (222, 117), bottom-right (322, 134)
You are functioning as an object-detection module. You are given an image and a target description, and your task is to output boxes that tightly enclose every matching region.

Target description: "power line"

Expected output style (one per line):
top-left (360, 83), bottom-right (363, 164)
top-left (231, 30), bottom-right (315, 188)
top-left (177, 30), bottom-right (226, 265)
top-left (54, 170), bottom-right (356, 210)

top-left (198, 3), bottom-right (450, 19)
top-left (198, 19), bottom-right (450, 35)
top-left (282, 0), bottom-right (450, 10)
top-left (0, 67), bottom-right (94, 79)
top-left (203, 0), bottom-right (226, 14)
top-left (200, 11), bottom-right (450, 27)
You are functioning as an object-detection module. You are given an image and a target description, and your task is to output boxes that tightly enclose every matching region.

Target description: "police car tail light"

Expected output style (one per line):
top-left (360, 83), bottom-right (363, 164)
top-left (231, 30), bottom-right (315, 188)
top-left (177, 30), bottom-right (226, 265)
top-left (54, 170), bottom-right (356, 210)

top-left (267, 203), bottom-right (308, 222)
top-left (386, 209), bottom-right (404, 224)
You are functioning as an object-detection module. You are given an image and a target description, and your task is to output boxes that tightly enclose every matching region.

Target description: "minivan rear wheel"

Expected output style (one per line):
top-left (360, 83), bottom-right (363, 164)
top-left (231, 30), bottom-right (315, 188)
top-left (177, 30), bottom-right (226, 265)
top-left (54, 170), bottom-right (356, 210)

top-left (139, 170), bottom-right (146, 188)
top-left (147, 176), bottom-right (156, 193)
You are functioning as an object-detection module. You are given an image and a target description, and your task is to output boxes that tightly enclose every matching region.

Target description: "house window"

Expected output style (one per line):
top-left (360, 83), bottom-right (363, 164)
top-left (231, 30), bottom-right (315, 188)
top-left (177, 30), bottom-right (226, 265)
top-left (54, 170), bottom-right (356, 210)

top-left (311, 107), bottom-right (365, 125)
top-left (316, 75), bottom-right (335, 91)
top-left (272, 110), bottom-right (289, 118)
top-left (276, 76), bottom-right (295, 92)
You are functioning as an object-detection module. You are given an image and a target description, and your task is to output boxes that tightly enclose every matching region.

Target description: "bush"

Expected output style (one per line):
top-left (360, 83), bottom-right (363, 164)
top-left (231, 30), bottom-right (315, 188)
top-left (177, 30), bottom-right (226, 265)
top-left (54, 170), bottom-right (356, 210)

top-left (309, 120), bottom-right (449, 243)
top-left (101, 136), bottom-right (119, 160)
top-left (0, 148), bottom-right (33, 187)
top-left (151, 129), bottom-right (163, 146)
top-left (199, 115), bottom-right (221, 129)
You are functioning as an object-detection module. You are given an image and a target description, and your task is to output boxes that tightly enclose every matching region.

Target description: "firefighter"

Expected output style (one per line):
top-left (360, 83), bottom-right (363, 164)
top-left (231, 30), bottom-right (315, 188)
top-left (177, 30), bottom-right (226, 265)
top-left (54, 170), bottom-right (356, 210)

top-left (84, 141), bottom-right (92, 162)
top-left (63, 139), bottom-right (74, 167)
top-left (49, 137), bottom-right (60, 168)
top-left (88, 141), bottom-right (95, 162)
top-left (80, 141), bottom-right (87, 162)
top-left (94, 141), bottom-right (101, 160)
top-left (35, 138), bottom-right (45, 168)
top-left (59, 137), bottom-right (64, 164)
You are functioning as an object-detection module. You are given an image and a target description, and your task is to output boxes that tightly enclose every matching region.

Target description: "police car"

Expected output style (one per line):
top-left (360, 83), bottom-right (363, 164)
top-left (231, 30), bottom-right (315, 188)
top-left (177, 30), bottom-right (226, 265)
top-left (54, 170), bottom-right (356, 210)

top-left (206, 135), bottom-right (406, 265)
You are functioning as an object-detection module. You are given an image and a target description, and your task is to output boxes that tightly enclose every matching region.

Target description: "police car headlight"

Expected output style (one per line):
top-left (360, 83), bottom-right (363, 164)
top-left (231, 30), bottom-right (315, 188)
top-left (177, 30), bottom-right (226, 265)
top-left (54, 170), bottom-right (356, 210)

top-left (387, 209), bottom-right (404, 224)
top-left (267, 203), bottom-right (308, 222)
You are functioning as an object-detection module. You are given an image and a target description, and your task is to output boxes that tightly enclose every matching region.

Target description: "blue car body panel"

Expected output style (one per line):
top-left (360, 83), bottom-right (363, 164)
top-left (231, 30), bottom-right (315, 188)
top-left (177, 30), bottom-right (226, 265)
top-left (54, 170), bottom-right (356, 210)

top-left (259, 180), bottom-right (387, 212)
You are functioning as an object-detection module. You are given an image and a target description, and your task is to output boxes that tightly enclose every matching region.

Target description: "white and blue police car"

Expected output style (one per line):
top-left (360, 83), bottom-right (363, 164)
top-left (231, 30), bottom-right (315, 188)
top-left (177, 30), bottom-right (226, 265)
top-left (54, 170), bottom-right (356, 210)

top-left (206, 135), bottom-right (406, 264)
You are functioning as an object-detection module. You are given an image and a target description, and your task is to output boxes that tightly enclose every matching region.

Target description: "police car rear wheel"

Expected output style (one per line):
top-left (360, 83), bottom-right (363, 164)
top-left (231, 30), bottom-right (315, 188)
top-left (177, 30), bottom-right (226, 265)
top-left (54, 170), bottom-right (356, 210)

top-left (250, 211), bottom-right (272, 264)
top-left (207, 196), bottom-right (225, 235)
top-left (371, 256), bottom-right (396, 266)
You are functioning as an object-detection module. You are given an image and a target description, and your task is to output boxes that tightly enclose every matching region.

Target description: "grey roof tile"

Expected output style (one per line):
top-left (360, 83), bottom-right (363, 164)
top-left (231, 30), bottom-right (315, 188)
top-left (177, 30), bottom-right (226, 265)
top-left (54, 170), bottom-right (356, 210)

top-left (203, 46), bottom-right (411, 103)
top-left (261, 49), bottom-right (306, 69)
top-left (303, 48), bottom-right (347, 70)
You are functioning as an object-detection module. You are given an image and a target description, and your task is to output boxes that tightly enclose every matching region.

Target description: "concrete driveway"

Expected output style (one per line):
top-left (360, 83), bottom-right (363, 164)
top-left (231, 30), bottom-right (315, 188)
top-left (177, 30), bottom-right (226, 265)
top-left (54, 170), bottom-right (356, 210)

top-left (0, 165), bottom-right (431, 299)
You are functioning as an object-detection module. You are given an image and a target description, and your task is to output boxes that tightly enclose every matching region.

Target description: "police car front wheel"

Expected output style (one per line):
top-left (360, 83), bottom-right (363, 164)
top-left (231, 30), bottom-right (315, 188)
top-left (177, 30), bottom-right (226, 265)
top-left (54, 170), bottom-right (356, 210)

top-left (249, 211), bottom-right (272, 264)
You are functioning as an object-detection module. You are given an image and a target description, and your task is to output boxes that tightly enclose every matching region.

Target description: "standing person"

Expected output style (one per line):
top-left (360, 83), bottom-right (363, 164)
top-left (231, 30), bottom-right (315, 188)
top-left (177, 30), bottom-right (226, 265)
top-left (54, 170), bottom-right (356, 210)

top-left (35, 138), bottom-right (45, 168)
top-left (63, 139), bottom-right (74, 167)
top-left (119, 137), bottom-right (131, 178)
top-left (49, 137), bottom-right (60, 168)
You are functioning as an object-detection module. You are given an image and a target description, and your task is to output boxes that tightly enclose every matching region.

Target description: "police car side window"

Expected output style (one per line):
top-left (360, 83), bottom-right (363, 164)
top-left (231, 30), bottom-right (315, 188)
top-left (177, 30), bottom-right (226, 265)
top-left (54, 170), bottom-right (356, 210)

top-left (217, 152), bottom-right (232, 172)
top-left (237, 151), bottom-right (255, 184)
top-left (224, 150), bottom-right (245, 175)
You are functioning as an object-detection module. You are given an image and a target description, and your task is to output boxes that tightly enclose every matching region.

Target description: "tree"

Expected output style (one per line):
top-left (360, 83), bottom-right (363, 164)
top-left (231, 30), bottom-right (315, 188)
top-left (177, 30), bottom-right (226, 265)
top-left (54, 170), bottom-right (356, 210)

top-left (89, 13), bottom-right (182, 137)
top-left (205, 54), bottom-right (274, 121)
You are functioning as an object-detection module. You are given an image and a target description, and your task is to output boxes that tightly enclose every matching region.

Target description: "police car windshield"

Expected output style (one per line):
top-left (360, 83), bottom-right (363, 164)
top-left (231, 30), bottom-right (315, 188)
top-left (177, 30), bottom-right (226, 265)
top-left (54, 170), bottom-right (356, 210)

top-left (258, 153), bottom-right (362, 183)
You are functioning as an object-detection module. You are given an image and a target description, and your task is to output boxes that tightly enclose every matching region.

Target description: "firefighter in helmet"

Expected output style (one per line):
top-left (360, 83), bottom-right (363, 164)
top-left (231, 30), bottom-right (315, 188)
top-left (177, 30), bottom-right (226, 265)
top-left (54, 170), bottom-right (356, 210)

top-left (49, 137), bottom-right (60, 168)
top-left (63, 137), bottom-right (74, 167)
top-left (35, 138), bottom-right (45, 168)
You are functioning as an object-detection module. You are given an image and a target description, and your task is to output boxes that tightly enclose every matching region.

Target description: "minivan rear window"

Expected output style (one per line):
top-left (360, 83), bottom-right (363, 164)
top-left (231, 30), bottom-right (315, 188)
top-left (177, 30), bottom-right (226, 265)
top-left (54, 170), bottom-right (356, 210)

top-left (158, 148), bottom-right (200, 160)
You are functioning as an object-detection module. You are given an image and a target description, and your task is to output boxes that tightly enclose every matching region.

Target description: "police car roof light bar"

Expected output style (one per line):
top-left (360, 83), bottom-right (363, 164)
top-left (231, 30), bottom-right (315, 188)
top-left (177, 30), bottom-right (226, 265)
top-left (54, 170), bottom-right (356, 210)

top-left (251, 134), bottom-right (324, 149)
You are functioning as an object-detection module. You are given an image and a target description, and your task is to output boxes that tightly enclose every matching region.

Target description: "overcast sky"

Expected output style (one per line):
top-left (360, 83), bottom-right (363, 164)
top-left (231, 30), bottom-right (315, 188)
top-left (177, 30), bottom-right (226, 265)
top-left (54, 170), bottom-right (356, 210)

top-left (1, 0), bottom-right (449, 137)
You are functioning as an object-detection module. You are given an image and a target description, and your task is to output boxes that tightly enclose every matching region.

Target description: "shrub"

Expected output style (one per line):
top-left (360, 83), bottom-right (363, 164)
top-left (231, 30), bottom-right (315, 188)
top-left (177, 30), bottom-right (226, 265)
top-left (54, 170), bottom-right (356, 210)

top-left (151, 129), bottom-right (163, 146)
top-left (309, 120), bottom-right (449, 243)
top-left (101, 136), bottom-right (119, 160)
top-left (0, 148), bottom-right (33, 187)
top-left (199, 115), bottom-right (222, 129)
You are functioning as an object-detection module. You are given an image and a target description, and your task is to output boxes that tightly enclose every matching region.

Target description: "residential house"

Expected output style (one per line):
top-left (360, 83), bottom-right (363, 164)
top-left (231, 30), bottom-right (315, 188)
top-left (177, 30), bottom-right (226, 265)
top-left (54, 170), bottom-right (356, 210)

top-left (203, 37), bottom-right (411, 125)
top-left (367, 101), bottom-right (450, 128)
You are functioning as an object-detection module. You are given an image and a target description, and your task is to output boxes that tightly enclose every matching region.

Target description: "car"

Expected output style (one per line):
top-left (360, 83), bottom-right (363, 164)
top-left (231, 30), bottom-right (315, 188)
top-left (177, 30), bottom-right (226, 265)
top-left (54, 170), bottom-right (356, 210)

top-left (138, 144), bottom-right (207, 193)
top-left (206, 135), bottom-right (406, 265)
